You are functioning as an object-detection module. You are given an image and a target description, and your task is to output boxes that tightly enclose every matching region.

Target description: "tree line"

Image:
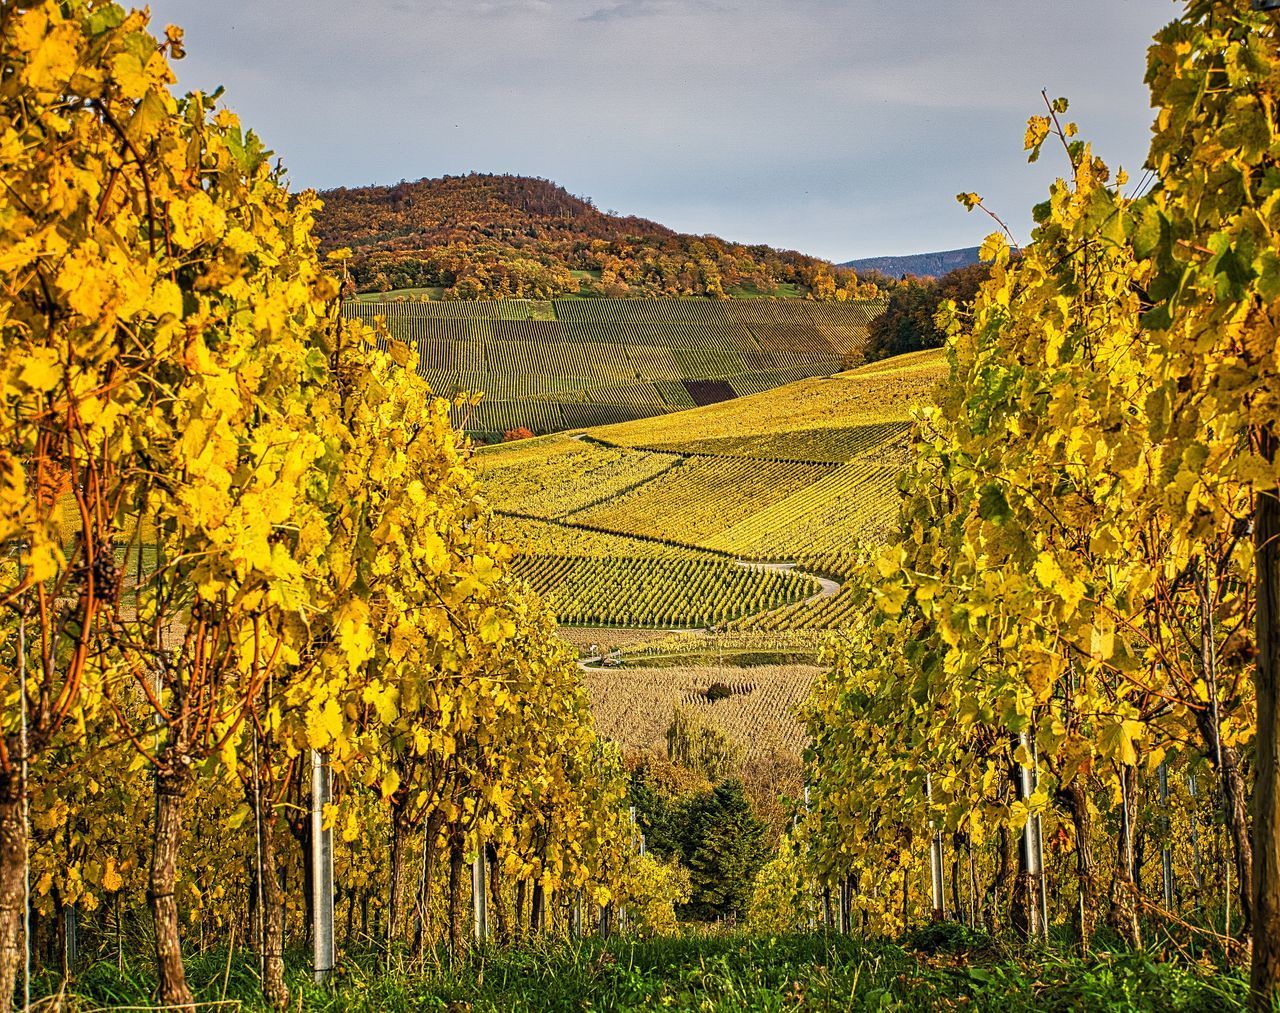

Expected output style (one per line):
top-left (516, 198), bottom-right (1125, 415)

top-left (312, 174), bottom-right (883, 301)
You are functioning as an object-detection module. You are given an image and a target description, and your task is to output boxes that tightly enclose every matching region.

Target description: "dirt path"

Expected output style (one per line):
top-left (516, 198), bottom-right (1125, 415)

top-left (573, 562), bottom-right (841, 667)
top-left (733, 560), bottom-right (841, 598)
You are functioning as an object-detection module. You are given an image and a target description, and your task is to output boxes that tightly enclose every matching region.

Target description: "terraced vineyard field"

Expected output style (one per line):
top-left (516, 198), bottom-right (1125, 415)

top-left (734, 584), bottom-right (864, 632)
top-left (582, 664), bottom-right (821, 759)
top-left (342, 297), bottom-right (885, 438)
top-left (572, 456), bottom-right (837, 545)
top-left (475, 437), bottom-right (677, 519)
top-left (478, 350), bottom-right (942, 637)
top-left (511, 555), bottom-right (816, 628)
top-left (704, 451), bottom-right (911, 556)
top-left (589, 347), bottom-right (944, 452)
top-left (490, 516), bottom-right (696, 558)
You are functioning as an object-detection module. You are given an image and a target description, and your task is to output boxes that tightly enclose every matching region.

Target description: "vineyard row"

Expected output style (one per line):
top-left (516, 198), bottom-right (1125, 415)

top-left (510, 554), bottom-right (818, 628)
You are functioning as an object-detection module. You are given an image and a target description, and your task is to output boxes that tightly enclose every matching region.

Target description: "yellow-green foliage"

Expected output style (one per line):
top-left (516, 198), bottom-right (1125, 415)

top-left (0, 6), bottom-right (672, 1008)
top-left (666, 706), bottom-right (744, 782)
top-left (748, 834), bottom-right (819, 934)
top-left (590, 350), bottom-right (945, 454)
top-left (619, 854), bottom-right (692, 938)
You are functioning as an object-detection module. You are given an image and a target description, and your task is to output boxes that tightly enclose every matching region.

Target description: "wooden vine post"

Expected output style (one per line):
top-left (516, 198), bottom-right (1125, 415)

top-left (1253, 423), bottom-right (1280, 1005)
top-left (1158, 761), bottom-right (1174, 911)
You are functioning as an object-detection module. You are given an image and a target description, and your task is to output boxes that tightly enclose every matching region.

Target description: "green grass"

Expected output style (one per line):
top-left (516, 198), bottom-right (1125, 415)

top-left (50, 933), bottom-right (1248, 1011)
top-left (725, 281), bottom-right (807, 299)
top-left (354, 285), bottom-right (446, 301)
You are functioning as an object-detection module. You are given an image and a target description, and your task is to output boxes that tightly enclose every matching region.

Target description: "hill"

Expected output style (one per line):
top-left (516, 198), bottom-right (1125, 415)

top-left (476, 349), bottom-right (944, 634)
top-left (344, 296), bottom-right (885, 438)
top-left (476, 350), bottom-right (942, 763)
top-left (315, 173), bottom-right (880, 301)
top-left (841, 246), bottom-right (981, 279)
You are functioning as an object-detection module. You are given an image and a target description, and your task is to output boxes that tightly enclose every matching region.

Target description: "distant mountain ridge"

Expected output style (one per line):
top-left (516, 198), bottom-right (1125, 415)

top-left (841, 247), bottom-right (981, 279)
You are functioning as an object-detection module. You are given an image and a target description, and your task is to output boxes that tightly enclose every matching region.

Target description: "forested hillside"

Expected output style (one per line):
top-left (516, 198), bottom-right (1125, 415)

top-left (314, 174), bottom-right (882, 301)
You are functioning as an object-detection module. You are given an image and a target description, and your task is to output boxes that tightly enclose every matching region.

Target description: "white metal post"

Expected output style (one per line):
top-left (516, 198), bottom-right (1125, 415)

top-left (926, 774), bottom-right (945, 919)
top-left (311, 751), bottom-right (334, 984)
top-left (1017, 731), bottom-right (1048, 941)
top-left (472, 840), bottom-right (488, 944)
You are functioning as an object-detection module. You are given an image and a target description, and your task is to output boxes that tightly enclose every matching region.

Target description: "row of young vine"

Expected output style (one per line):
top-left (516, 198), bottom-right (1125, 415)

top-left (775, 3), bottom-right (1280, 1005)
top-left (0, 5), bottom-right (680, 1011)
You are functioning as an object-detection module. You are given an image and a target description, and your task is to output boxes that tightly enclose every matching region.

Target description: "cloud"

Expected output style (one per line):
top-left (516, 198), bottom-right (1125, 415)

top-left (150, 0), bottom-right (1172, 261)
top-left (579, 0), bottom-right (730, 22)
top-left (389, 0), bottom-right (552, 11)
top-left (455, 0), bottom-right (554, 13)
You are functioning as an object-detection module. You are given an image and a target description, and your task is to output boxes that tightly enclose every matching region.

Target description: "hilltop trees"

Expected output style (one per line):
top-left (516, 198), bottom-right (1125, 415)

top-left (864, 262), bottom-right (990, 361)
top-left (313, 174), bottom-right (880, 301)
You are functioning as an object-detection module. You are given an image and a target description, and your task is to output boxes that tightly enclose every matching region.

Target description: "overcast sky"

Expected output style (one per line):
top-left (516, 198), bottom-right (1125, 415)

top-left (149, 0), bottom-right (1175, 262)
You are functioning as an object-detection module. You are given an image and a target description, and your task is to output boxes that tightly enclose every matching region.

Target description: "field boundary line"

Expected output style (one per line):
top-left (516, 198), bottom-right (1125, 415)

top-left (494, 510), bottom-right (736, 558)
top-left (558, 456), bottom-right (686, 520)
top-left (580, 434), bottom-right (844, 469)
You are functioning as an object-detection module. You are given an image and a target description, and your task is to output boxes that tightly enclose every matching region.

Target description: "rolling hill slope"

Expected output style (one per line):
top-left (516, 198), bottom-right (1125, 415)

top-left (344, 296), bottom-right (885, 437)
top-left (316, 174), bottom-right (880, 301)
top-left (476, 349), bottom-right (944, 633)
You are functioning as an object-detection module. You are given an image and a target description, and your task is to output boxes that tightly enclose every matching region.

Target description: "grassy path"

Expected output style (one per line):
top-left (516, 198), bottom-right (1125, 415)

top-left (57, 932), bottom-right (1247, 1011)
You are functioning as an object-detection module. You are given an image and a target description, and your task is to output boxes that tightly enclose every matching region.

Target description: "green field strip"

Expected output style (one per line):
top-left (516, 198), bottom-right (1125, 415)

top-left (559, 456), bottom-right (685, 519)
top-left (494, 509), bottom-right (742, 559)
top-left (493, 515), bottom-right (704, 559)
top-left (635, 419), bottom-right (914, 464)
top-left (581, 434), bottom-right (847, 469)
top-left (557, 403), bottom-right (658, 428)
top-left (341, 297), bottom-right (887, 436)
top-left (575, 381), bottom-right (669, 408)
